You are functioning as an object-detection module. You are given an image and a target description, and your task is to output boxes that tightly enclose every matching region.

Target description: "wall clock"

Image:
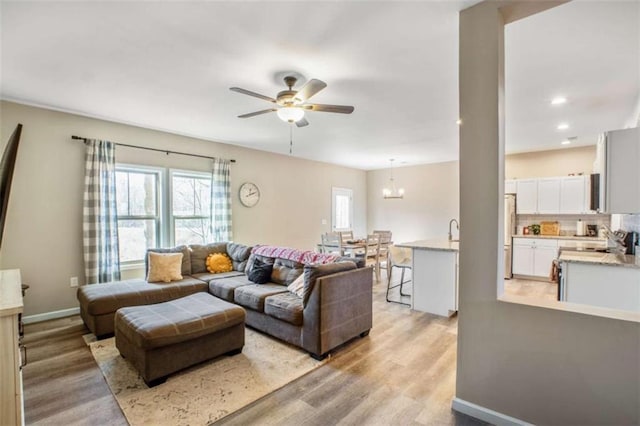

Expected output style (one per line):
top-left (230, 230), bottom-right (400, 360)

top-left (239, 182), bottom-right (260, 207)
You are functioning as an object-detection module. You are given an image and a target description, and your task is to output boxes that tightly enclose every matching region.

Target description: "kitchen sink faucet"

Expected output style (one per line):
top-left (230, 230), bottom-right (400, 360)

top-left (448, 219), bottom-right (459, 241)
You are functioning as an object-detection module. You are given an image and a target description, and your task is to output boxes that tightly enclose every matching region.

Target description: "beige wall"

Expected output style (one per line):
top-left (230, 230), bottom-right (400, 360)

top-left (457, 3), bottom-right (638, 425)
top-left (0, 101), bottom-right (366, 316)
top-left (506, 145), bottom-right (596, 179)
top-left (366, 161), bottom-right (459, 243)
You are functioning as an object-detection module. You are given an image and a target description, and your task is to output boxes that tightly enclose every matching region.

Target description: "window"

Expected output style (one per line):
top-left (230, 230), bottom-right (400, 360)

top-left (116, 166), bottom-right (162, 263)
top-left (171, 170), bottom-right (212, 246)
top-left (332, 187), bottom-right (353, 231)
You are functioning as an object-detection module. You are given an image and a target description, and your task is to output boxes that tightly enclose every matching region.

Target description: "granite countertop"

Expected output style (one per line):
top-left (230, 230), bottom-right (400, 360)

top-left (513, 235), bottom-right (606, 242)
top-left (0, 269), bottom-right (23, 317)
top-left (396, 239), bottom-right (459, 252)
top-left (559, 251), bottom-right (640, 269)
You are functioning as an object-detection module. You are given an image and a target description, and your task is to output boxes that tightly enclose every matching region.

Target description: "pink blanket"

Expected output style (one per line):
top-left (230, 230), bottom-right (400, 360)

top-left (252, 245), bottom-right (340, 265)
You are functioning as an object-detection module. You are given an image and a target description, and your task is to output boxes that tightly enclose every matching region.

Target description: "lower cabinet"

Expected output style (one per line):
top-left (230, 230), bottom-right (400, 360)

top-left (512, 238), bottom-right (559, 278)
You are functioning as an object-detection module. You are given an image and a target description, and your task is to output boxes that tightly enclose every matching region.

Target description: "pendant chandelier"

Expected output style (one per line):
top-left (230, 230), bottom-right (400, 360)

top-left (382, 159), bottom-right (404, 199)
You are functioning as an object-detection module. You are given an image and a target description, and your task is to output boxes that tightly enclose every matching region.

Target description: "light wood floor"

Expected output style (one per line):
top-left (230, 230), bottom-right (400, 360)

top-left (504, 277), bottom-right (557, 301)
top-left (23, 271), bottom-right (485, 426)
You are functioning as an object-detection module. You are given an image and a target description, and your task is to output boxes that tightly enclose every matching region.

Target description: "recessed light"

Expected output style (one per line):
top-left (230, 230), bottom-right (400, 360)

top-left (557, 123), bottom-right (569, 130)
top-left (561, 139), bottom-right (571, 145)
top-left (456, 119), bottom-right (462, 125)
top-left (551, 96), bottom-right (567, 105)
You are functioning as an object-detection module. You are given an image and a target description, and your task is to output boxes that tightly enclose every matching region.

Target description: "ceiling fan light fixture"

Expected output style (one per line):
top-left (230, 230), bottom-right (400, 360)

top-left (277, 106), bottom-right (305, 123)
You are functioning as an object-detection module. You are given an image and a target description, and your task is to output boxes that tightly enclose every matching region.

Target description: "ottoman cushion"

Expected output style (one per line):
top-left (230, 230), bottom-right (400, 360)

top-left (78, 278), bottom-right (208, 316)
top-left (115, 293), bottom-right (245, 349)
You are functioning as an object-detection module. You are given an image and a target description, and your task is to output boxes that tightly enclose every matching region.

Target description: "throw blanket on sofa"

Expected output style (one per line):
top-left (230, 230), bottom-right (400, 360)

top-left (252, 246), bottom-right (340, 265)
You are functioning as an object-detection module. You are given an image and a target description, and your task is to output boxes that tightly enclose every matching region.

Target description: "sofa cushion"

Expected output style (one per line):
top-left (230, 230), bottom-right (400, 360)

top-left (146, 252), bottom-right (183, 283)
top-left (227, 243), bottom-right (252, 272)
top-left (77, 277), bottom-right (208, 316)
top-left (208, 275), bottom-right (253, 301)
top-left (206, 253), bottom-right (233, 273)
top-left (192, 271), bottom-right (244, 283)
top-left (114, 293), bottom-right (245, 349)
top-left (146, 245), bottom-right (191, 276)
top-left (248, 258), bottom-right (274, 284)
top-left (287, 273), bottom-right (305, 298)
top-left (271, 258), bottom-right (304, 285)
top-left (234, 284), bottom-right (288, 312)
top-left (264, 292), bottom-right (303, 326)
top-left (189, 242), bottom-right (228, 274)
top-left (302, 261), bottom-right (357, 305)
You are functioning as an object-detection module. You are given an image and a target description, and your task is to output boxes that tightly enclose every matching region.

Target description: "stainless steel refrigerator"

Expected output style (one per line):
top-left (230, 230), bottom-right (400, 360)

top-left (504, 194), bottom-right (516, 279)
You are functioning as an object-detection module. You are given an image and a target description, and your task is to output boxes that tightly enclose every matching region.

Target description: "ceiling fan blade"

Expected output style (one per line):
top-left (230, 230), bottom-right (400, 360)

top-left (293, 79), bottom-right (327, 103)
top-left (238, 108), bottom-right (277, 118)
top-left (306, 104), bottom-right (355, 114)
top-left (296, 117), bottom-right (309, 127)
top-left (230, 87), bottom-right (277, 103)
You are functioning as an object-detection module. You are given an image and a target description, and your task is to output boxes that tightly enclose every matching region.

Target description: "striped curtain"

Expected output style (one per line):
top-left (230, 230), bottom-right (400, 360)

top-left (210, 159), bottom-right (232, 242)
top-left (83, 140), bottom-right (121, 284)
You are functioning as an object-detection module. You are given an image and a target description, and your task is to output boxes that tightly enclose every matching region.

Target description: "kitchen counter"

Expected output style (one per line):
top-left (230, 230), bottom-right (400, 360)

top-left (559, 251), bottom-right (639, 269)
top-left (514, 235), bottom-right (606, 242)
top-left (0, 269), bottom-right (23, 317)
top-left (396, 239), bottom-right (458, 317)
top-left (396, 239), bottom-right (459, 252)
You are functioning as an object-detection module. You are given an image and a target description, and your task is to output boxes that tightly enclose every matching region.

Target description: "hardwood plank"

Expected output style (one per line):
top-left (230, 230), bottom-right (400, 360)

top-left (23, 272), bottom-right (493, 425)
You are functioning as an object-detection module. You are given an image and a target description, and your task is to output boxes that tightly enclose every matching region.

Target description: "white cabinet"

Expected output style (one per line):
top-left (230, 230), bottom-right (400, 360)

top-left (562, 261), bottom-right (640, 312)
top-left (511, 176), bottom-right (591, 214)
top-left (512, 238), bottom-right (559, 278)
top-left (537, 178), bottom-right (561, 214)
top-left (560, 176), bottom-right (588, 214)
top-left (516, 179), bottom-right (538, 214)
top-left (505, 179), bottom-right (517, 194)
top-left (606, 127), bottom-right (640, 213)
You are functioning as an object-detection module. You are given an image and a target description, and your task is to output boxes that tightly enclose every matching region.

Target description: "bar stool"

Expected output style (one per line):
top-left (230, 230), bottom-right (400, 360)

top-left (386, 245), bottom-right (411, 306)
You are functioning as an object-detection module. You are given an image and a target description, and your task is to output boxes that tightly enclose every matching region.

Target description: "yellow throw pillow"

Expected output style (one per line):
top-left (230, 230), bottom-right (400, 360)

top-left (206, 253), bottom-right (233, 274)
top-left (147, 252), bottom-right (184, 283)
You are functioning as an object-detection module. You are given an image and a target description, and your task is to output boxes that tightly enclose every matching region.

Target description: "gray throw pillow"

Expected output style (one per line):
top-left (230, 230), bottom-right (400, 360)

top-left (248, 258), bottom-right (273, 284)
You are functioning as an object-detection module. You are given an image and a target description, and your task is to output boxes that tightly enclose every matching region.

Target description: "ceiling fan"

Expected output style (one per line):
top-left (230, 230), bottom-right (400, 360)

top-left (230, 76), bottom-right (354, 127)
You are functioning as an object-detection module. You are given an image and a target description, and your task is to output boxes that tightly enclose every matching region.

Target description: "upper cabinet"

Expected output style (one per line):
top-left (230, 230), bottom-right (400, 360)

top-left (512, 176), bottom-right (591, 215)
top-left (560, 176), bottom-right (588, 214)
top-left (537, 178), bottom-right (561, 214)
top-left (606, 127), bottom-right (640, 213)
top-left (516, 179), bottom-right (538, 214)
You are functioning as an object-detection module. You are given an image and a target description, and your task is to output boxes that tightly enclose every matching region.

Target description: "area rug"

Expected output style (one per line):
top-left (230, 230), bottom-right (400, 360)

top-left (87, 329), bottom-right (326, 425)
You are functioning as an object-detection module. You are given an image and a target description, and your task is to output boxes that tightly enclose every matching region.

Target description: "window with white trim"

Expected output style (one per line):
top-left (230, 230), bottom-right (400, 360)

top-left (171, 170), bottom-right (213, 246)
top-left (116, 166), bottom-right (162, 264)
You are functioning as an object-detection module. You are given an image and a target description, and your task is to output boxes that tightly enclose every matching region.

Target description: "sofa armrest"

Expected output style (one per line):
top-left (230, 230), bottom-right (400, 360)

top-left (302, 266), bottom-right (373, 357)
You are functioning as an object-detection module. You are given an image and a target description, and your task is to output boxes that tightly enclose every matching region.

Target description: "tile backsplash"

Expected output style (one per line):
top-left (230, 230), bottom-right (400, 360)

top-left (516, 214), bottom-right (611, 236)
top-left (620, 214), bottom-right (640, 234)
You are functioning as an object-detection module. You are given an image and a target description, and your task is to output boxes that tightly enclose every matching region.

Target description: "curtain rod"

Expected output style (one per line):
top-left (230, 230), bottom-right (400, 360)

top-left (71, 135), bottom-right (236, 163)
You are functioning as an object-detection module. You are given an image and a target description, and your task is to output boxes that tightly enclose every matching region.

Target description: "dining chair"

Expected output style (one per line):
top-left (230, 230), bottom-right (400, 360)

top-left (387, 245), bottom-right (411, 306)
top-left (360, 234), bottom-right (381, 281)
top-left (373, 231), bottom-right (392, 278)
top-left (321, 232), bottom-right (344, 256)
top-left (338, 230), bottom-right (354, 243)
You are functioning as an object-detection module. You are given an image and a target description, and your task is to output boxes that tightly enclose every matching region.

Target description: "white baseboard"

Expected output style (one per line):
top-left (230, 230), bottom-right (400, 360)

top-left (23, 307), bottom-right (80, 324)
top-left (452, 397), bottom-right (533, 426)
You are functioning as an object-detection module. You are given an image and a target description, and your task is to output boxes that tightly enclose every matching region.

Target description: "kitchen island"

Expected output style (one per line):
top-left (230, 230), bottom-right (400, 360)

top-left (559, 251), bottom-right (639, 312)
top-left (396, 240), bottom-right (459, 317)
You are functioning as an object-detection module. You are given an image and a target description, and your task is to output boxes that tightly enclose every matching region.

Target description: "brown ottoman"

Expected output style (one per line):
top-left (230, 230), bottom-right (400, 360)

top-left (114, 292), bottom-right (245, 386)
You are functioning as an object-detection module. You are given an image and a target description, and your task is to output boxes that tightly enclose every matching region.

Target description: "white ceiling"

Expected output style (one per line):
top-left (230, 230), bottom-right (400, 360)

top-left (1, 1), bottom-right (638, 170)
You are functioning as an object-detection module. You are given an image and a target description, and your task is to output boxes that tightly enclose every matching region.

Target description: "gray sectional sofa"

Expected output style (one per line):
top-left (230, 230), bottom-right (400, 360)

top-left (77, 242), bottom-right (373, 359)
